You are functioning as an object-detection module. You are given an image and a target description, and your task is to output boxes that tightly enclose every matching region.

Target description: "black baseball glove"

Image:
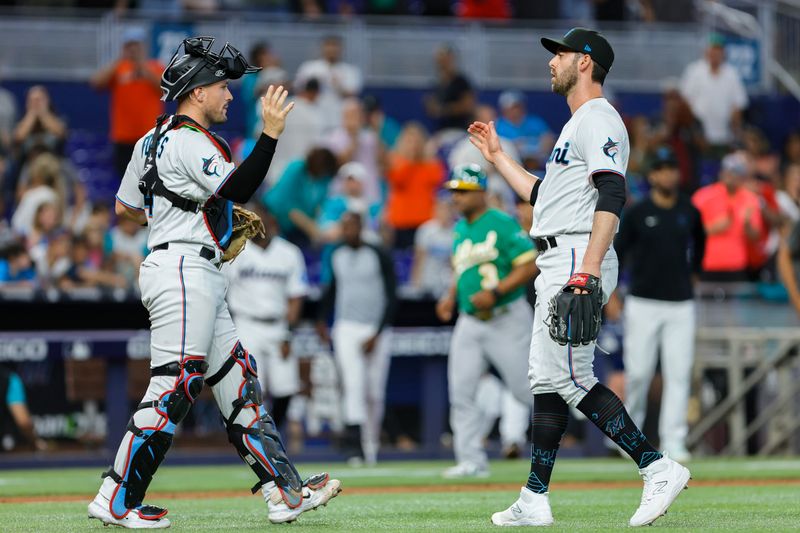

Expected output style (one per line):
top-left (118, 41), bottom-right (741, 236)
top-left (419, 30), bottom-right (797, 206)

top-left (547, 273), bottom-right (603, 347)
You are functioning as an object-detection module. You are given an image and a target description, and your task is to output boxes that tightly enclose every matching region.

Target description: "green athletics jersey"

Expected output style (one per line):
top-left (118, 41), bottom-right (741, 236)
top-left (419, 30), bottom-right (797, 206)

top-left (452, 208), bottom-right (535, 315)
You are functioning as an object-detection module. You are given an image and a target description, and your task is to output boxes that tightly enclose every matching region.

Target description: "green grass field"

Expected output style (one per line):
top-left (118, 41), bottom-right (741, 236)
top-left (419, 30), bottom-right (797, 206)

top-left (2, 458), bottom-right (799, 531)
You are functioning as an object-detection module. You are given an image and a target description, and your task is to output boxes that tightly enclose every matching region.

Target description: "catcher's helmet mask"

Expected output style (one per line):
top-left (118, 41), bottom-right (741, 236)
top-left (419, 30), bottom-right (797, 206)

top-left (161, 36), bottom-right (261, 101)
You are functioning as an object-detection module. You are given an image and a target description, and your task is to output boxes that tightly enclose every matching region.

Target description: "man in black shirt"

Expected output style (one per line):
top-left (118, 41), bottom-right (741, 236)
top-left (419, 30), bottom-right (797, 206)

top-left (424, 45), bottom-right (476, 132)
top-left (614, 146), bottom-right (705, 462)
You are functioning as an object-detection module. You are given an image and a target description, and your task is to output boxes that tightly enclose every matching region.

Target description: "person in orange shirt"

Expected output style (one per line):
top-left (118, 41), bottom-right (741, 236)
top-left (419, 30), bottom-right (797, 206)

top-left (90, 28), bottom-right (164, 179)
top-left (385, 122), bottom-right (445, 248)
top-left (691, 151), bottom-right (764, 281)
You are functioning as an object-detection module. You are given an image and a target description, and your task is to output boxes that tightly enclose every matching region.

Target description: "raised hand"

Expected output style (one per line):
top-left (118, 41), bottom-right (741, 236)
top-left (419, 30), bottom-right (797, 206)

top-left (468, 120), bottom-right (503, 165)
top-left (261, 85), bottom-right (295, 139)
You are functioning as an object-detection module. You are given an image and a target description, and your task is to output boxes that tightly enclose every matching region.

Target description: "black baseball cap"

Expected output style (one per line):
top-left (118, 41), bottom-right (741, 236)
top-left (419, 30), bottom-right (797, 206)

top-left (649, 146), bottom-right (678, 170)
top-left (541, 28), bottom-right (615, 72)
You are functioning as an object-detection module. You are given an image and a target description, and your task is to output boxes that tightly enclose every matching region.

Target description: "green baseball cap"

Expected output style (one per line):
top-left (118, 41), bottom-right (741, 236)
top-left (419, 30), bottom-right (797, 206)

top-left (445, 164), bottom-right (487, 191)
top-left (541, 27), bottom-right (615, 72)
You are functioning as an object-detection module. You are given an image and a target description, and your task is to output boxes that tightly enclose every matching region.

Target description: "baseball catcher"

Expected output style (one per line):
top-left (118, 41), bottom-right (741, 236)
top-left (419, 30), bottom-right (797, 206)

top-left (88, 36), bottom-right (341, 529)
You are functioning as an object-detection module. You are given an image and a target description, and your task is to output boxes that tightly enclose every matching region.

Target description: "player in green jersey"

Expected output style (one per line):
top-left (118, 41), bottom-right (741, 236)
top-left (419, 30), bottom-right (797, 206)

top-left (436, 164), bottom-right (538, 478)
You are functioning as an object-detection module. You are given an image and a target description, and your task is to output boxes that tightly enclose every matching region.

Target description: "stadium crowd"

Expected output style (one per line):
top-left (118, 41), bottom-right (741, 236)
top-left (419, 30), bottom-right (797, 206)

top-left (0, 30), bottom-right (798, 297)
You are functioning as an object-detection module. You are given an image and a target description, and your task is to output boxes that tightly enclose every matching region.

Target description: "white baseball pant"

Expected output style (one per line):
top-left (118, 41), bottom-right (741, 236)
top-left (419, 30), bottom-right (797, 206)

top-left (623, 295), bottom-right (695, 454)
top-left (331, 320), bottom-right (391, 464)
top-left (529, 237), bottom-right (619, 407)
top-left (448, 297), bottom-right (534, 469)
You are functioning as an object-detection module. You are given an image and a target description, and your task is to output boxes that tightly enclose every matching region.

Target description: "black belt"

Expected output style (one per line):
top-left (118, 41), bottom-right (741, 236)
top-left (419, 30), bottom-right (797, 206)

top-left (153, 243), bottom-right (216, 262)
top-left (534, 236), bottom-right (558, 253)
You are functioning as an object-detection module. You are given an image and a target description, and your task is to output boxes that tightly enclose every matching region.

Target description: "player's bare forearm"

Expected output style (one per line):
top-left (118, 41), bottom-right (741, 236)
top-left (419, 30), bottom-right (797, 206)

top-left (286, 297), bottom-right (303, 326)
top-left (115, 200), bottom-right (147, 226)
top-left (494, 151), bottom-right (540, 202)
top-left (497, 260), bottom-right (538, 295)
top-left (579, 211), bottom-right (619, 277)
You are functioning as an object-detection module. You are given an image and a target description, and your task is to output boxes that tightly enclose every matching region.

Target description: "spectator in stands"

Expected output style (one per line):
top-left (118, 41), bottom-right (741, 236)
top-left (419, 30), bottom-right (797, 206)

top-left (649, 81), bottom-right (705, 192)
top-left (456, 0), bottom-right (510, 19)
top-left (777, 163), bottom-right (800, 223)
top-left (0, 364), bottom-right (46, 452)
top-left (59, 232), bottom-right (126, 290)
top-left (680, 34), bottom-right (748, 155)
top-left (25, 200), bottom-right (62, 254)
top-left (90, 28), bottom-right (164, 179)
top-left (692, 151), bottom-right (764, 281)
top-left (448, 104), bottom-right (519, 210)
top-left (411, 193), bottom-right (454, 297)
top-left (33, 229), bottom-right (70, 289)
top-left (241, 41), bottom-right (281, 137)
top-left (12, 85), bottom-right (67, 169)
top-left (363, 94), bottom-right (401, 151)
top-left (263, 147), bottom-right (338, 244)
top-left (256, 78), bottom-right (323, 184)
top-left (317, 211), bottom-right (396, 465)
top-left (385, 122), bottom-right (445, 248)
top-left (0, 79), bottom-right (16, 155)
top-left (638, 0), bottom-right (697, 23)
top-left (64, 179), bottom-right (92, 236)
top-left (495, 90), bottom-right (553, 171)
top-left (743, 126), bottom-right (781, 185)
top-left (741, 146), bottom-right (783, 280)
top-left (291, 161), bottom-right (382, 245)
top-left (0, 241), bottom-right (36, 288)
top-left (296, 35), bottom-right (363, 131)
top-left (424, 45), bottom-right (476, 136)
top-left (615, 146), bottom-right (705, 462)
top-left (11, 153), bottom-right (65, 236)
top-left (109, 215), bottom-right (148, 288)
top-left (783, 130), bottom-right (800, 167)
top-left (326, 98), bottom-right (384, 204)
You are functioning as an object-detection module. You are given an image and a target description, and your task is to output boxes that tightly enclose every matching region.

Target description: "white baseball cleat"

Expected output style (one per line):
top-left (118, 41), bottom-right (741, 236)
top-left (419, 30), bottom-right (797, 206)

top-left (264, 473), bottom-right (342, 524)
top-left (87, 493), bottom-right (171, 529)
top-left (442, 462), bottom-right (490, 479)
top-left (491, 487), bottom-right (554, 526)
top-left (629, 455), bottom-right (691, 527)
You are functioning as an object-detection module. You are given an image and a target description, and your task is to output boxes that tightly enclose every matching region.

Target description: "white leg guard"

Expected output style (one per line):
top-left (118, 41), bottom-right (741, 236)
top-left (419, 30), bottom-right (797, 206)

top-left (97, 357), bottom-right (207, 522)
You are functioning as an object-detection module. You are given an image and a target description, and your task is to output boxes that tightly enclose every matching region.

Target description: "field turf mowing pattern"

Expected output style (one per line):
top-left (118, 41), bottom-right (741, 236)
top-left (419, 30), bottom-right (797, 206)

top-left (1, 458), bottom-right (799, 531)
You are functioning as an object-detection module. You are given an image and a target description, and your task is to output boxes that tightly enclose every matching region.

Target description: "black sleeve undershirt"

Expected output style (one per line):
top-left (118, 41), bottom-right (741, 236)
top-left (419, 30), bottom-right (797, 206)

top-left (592, 171), bottom-right (626, 217)
top-left (528, 179), bottom-right (542, 206)
top-left (217, 134), bottom-right (277, 203)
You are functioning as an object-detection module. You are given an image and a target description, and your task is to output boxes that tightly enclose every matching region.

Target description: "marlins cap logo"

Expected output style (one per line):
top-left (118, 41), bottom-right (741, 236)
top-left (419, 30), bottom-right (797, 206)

top-left (602, 137), bottom-right (619, 164)
top-left (215, 69), bottom-right (225, 77)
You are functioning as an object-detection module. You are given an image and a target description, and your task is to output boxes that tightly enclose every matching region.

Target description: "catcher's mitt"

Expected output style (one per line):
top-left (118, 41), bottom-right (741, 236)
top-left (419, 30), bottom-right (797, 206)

top-left (222, 205), bottom-right (265, 262)
top-left (547, 273), bottom-right (603, 347)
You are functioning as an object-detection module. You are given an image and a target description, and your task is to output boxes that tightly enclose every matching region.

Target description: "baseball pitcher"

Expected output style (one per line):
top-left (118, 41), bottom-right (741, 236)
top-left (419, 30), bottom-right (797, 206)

top-left (469, 28), bottom-right (690, 528)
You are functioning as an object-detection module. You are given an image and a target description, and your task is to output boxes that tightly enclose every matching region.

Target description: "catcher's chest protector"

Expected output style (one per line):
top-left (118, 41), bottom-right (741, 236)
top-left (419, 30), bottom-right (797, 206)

top-left (138, 114), bottom-right (234, 251)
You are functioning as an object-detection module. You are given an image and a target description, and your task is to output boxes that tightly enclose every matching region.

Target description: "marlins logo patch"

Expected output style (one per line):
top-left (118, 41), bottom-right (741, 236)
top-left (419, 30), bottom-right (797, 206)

top-left (602, 137), bottom-right (619, 164)
top-left (202, 154), bottom-right (222, 177)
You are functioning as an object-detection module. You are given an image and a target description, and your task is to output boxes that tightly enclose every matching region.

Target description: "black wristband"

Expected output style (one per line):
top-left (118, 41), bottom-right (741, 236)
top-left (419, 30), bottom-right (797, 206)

top-left (492, 287), bottom-right (504, 300)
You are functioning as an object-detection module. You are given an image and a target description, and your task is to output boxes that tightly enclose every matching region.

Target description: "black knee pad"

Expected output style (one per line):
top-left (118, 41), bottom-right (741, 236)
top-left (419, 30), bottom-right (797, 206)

top-left (152, 358), bottom-right (208, 424)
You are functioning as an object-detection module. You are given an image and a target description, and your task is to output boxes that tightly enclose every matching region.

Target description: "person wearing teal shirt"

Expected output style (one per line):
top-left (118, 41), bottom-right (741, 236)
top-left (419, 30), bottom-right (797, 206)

top-left (262, 148), bottom-right (338, 244)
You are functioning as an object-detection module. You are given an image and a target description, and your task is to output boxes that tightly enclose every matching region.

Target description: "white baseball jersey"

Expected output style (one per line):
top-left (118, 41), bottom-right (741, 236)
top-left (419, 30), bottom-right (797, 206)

top-left (224, 236), bottom-right (308, 323)
top-left (115, 118), bottom-right (236, 252)
top-left (531, 97), bottom-right (629, 238)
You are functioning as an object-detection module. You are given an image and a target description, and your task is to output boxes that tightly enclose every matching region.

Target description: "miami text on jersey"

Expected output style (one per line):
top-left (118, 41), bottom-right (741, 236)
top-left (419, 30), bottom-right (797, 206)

top-left (548, 141), bottom-right (571, 166)
top-left (453, 231), bottom-right (499, 276)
